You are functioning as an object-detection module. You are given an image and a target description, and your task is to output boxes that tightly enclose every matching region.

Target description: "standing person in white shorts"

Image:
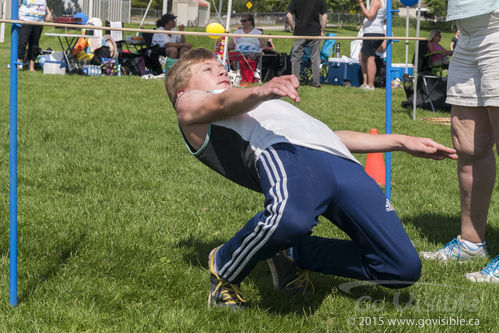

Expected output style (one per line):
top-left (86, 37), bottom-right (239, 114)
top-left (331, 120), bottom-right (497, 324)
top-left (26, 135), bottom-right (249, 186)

top-left (420, 1), bottom-right (499, 283)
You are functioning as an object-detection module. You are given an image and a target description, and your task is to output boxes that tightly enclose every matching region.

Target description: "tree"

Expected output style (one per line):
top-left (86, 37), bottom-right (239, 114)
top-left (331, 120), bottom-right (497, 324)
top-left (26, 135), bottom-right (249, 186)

top-left (424, 0), bottom-right (448, 19)
top-left (47, 0), bottom-right (86, 16)
top-left (132, 0), bottom-right (162, 9)
top-left (258, 0), bottom-right (289, 12)
top-left (328, 0), bottom-right (358, 13)
top-left (47, 0), bottom-right (67, 16)
top-left (64, 0), bottom-right (82, 15)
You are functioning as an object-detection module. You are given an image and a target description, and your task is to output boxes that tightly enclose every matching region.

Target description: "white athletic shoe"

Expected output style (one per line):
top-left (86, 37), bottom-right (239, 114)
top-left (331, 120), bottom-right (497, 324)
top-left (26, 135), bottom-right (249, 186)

top-left (465, 255), bottom-right (499, 283)
top-left (420, 235), bottom-right (488, 261)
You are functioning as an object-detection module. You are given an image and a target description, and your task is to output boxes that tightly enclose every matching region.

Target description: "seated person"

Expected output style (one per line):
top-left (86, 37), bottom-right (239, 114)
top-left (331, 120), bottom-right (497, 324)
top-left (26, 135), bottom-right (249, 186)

top-left (228, 14), bottom-right (268, 54)
top-left (152, 13), bottom-right (192, 59)
top-left (427, 29), bottom-right (453, 67)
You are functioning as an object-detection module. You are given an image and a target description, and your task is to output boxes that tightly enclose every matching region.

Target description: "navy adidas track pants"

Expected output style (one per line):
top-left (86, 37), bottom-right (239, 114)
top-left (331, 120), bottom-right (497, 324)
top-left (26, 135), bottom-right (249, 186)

top-left (215, 143), bottom-right (421, 287)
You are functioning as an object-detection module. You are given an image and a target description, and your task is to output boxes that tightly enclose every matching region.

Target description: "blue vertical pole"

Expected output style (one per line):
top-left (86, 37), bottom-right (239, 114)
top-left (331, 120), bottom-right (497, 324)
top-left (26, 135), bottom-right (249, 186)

top-left (385, 0), bottom-right (393, 200)
top-left (10, 1), bottom-right (20, 307)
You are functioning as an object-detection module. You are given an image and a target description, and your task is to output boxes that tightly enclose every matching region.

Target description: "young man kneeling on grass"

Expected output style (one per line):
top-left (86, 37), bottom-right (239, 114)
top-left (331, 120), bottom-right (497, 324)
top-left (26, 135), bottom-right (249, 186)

top-left (165, 48), bottom-right (458, 310)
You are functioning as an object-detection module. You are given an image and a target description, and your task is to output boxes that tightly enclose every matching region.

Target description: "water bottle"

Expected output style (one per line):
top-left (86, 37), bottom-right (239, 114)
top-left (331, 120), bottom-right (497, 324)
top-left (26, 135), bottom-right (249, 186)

top-left (336, 43), bottom-right (341, 58)
top-left (83, 65), bottom-right (88, 76)
top-left (117, 64), bottom-right (122, 77)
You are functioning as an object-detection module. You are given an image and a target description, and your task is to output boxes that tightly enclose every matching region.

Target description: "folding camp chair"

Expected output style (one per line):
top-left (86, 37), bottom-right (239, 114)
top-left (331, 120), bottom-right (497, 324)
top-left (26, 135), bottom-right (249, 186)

top-left (408, 41), bottom-right (449, 112)
top-left (225, 28), bottom-right (273, 85)
top-left (105, 21), bottom-right (124, 44)
top-left (138, 32), bottom-right (164, 75)
top-left (227, 51), bottom-right (262, 84)
top-left (401, 41), bottom-right (450, 112)
top-left (116, 31), bottom-right (153, 76)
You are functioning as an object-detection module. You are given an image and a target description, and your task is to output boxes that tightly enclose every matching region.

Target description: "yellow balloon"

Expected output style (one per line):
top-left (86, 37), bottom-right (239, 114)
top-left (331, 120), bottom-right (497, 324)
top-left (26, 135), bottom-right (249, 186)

top-left (206, 22), bottom-right (225, 39)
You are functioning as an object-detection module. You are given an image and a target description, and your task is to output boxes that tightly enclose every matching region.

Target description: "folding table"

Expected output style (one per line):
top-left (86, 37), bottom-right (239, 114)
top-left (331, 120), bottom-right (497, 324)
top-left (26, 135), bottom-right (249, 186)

top-left (44, 33), bottom-right (99, 72)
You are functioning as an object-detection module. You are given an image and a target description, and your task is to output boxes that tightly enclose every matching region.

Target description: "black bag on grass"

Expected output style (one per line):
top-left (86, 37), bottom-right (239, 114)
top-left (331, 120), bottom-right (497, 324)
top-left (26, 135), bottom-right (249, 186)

top-left (92, 46), bottom-right (112, 65)
top-left (119, 55), bottom-right (147, 76)
top-left (261, 52), bottom-right (291, 81)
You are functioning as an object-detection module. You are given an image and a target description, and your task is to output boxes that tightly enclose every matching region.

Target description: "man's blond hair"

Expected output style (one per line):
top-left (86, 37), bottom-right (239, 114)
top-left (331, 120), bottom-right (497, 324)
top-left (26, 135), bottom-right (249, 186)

top-left (165, 48), bottom-right (218, 106)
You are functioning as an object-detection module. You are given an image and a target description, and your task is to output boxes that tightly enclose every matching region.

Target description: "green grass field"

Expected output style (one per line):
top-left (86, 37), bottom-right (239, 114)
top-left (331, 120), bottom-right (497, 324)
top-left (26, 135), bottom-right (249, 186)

top-left (0, 22), bottom-right (498, 332)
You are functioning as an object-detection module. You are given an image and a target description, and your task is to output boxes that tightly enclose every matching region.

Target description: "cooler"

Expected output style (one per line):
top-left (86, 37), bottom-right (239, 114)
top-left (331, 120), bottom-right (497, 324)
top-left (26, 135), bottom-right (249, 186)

top-left (43, 61), bottom-right (66, 75)
top-left (327, 58), bottom-right (362, 87)
top-left (391, 63), bottom-right (414, 80)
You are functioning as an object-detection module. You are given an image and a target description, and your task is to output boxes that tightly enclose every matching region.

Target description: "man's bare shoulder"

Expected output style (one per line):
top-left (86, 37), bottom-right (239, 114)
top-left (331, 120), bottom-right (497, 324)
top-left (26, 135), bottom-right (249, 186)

top-left (174, 89), bottom-right (217, 127)
top-left (175, 90), bottom-right (211, 111)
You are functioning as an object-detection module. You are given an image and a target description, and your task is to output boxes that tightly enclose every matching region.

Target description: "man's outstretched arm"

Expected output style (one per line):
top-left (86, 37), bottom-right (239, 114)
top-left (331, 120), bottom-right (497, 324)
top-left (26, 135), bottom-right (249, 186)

top-left (176, 75), bottom-right (300, 126)
top-left (335, 130), bottom-right (458, 160)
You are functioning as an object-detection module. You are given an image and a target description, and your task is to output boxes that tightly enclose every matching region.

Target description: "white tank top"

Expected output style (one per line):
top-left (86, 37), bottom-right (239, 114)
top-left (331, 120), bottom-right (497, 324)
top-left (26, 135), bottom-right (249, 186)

top-left (363, 0), bottom-right (386, 34)
top-left (19, 0), bottom-right (47, 22)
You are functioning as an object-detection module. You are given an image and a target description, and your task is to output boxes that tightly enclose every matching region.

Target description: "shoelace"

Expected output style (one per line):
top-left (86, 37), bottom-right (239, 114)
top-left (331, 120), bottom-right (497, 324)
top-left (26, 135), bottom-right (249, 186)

top-left (482, 256), bottom-right (499, 277)
top-left (285, 268), bottom-right (315, 295)
top-left (441, 237), bottom-right (484, 258)
top-left (210, 248), bottom-right (246, 305)
top-left (212, 280), bottom-right (246, 305)
top-left (441, 237), bottom-right (462, 257)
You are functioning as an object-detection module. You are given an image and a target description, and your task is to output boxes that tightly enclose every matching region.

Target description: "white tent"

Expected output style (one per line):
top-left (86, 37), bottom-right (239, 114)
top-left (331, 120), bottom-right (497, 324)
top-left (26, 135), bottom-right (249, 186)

top-left (0, 0), bottom-right (10, 43)
top-left (172, 0), bottom-right (211, 27)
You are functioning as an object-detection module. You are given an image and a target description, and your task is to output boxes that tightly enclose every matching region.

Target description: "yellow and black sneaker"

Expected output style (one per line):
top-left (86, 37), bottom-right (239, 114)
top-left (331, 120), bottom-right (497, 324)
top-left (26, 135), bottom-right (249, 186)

top-left (208, 246), bottom-right (246, 310)
top-left (266, 250), bottom-right (315, 296)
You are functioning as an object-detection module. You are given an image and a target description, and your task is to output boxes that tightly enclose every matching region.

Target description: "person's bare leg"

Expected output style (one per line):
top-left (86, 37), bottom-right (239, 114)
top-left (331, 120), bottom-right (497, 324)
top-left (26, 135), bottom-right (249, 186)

top-left (360, 53), bottom-right (368, 87)
top-left (179, 46), bottom-right (191, 57)
top-left (164, 47), bottom-right (178, 59)
top-left (29, 60), bottom-right (36, 72)
top-left (451, 105), bottom-right (496, 243)
top-left (367, 56), bottom-right (377, 88)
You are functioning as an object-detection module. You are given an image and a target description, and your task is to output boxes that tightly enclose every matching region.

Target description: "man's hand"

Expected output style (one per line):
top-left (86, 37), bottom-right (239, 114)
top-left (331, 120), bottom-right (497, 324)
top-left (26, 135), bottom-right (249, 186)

top-left (402, 137), bottom-right (458, 160)
top-left (179, 24), bottom-right (185, 31)
top-left (255, 75), bottom-right (300, 103)
top-left (335, 131), bottom-right (457, 159)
